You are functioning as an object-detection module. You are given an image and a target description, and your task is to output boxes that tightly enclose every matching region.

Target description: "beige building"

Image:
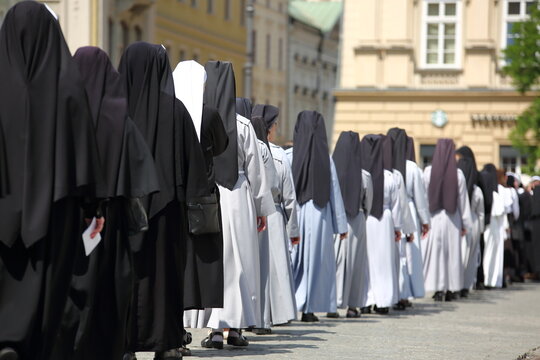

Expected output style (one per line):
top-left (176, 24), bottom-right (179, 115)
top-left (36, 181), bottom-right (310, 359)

top-left (334, 0), bottom-right (536, 174)
top-left (251, 0), bottom-right (289, 141)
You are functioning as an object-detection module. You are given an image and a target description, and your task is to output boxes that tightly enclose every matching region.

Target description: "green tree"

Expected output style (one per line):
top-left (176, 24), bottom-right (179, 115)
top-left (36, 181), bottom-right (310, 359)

top-left (503, 2), bottom-right (540, 173)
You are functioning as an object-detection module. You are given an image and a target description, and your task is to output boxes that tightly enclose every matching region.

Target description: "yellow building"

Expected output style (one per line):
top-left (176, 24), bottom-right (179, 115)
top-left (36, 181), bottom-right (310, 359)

top-left (153, 0), bottom-right (247, 96)
top-left (334, 0), bottom-right (536, 174)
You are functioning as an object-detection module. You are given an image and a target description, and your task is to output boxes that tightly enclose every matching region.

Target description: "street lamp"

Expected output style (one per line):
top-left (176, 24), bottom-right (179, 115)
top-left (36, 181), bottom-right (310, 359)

top-left (244, 0), bottom-right (254, 99)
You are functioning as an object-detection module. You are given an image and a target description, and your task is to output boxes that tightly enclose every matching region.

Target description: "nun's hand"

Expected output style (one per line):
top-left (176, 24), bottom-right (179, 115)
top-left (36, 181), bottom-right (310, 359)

top-left (460, 228), bottom-right (467, 237)
top-left (257, 216), bottom-right (267, 232)
top-left (339, 232), bottom-right (348, 240)
top-left (407, 233), bottom-right (414, 242)
top-left (394, 230), bottom-right (402, 242)
top-left (90, 217), bottom-right (105, 239)
top-left (421, 224), bottom-right (430, 238)
top-left (291, 236), bottom-right (300, 245)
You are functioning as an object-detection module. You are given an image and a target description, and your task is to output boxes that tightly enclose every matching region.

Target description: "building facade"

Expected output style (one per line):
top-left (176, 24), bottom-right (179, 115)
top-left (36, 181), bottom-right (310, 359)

top-left (287, 0), bottom-right (341, 141)
top-left (334, 0), bottom-right (536, 173)
top-left (251, 0), bottom-right (289, 141)
top-left (152, 0), bottom-right (246, 96)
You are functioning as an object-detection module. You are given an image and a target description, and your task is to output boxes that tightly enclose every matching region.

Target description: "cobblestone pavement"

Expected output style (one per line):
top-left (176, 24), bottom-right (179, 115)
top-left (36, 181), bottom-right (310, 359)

top-left (138, 283), bottom-right (540, 360)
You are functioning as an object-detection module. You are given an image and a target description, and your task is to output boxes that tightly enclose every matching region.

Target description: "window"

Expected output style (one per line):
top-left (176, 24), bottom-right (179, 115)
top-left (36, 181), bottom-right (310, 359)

top-left (207, 0), bottom-right (213, 14)
top-left (266, 34), bottom-right (271, 69)
top-left (500, 145), bottom-right (527, 174)
top-left (121, 21), bottom-right (129, 51)
top-left (193, 53), bottom-right (199, 62)
top-left (502, 0), bottom-right (535, 50)
top-left (421, 0), bottom-right (462, 69)
top-left (191, 0), bottom-right (197, 8)
top-left (278, 38), bottom-right (283, 70)
top-left (224, 0), bottom-right (230, 20)
top-left (420, 144), bottom-right (436, 168)
top-left (108, 18), bottom-right (114, 56)
top-left (240, 0), bottom-right (246, 25)
top-left (134, 25), bottom-right (142, 42)
top-left (179, 49), bottom-right (186, 61)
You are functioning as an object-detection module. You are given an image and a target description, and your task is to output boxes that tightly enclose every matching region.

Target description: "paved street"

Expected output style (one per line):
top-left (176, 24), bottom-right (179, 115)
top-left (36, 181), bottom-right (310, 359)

top-left (139, 283), bottom-right (540, 360)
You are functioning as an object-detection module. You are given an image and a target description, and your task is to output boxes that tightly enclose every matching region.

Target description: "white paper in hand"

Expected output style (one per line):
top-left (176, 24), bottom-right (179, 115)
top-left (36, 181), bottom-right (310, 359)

top-left (82, 217), bottom-right (102, 256)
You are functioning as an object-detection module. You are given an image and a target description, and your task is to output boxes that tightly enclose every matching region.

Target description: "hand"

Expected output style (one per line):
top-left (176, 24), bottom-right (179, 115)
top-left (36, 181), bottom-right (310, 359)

top-left (339, 232), bottom-right (348, 240)
top-left (85, 217), bottom-right (105, 239)
top-left (460, 228), bottom-right (467, 237)
top-left (257, 216), bottom-right (267, 233)
top-left (421, 224), bottom-right (430, 238)
top-left (290, 236), bottom-right (300, 245)
top-left (394, 230), bottom-right (402, 242)
top-left (406, 233), bottom-right (414, 242)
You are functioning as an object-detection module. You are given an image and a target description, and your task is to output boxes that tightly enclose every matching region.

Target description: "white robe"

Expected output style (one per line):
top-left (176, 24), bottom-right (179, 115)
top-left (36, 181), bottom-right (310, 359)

top-left (335, 170), bottom-right (373, 309)
top-left (462, 185), bottom-right (485, 290)
top-left (400, 160), bottom-right (431, 299)
top-left (266, 143), bottom-right (299, 325)
top-left (365, 169), bottom-right (403, 308)
top-left (185, 115), bottom-right (275, 330)
top-left (483, 186), bottom-right (508, 288)
top-left (290, 156), bottom-right (348, 314)
top-left (423, 167), bottom-right (472, 293)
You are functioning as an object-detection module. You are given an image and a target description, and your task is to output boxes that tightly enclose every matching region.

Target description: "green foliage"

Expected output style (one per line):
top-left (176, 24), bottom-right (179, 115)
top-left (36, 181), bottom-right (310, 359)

top-left (503, 2), bottom-right (540, 172)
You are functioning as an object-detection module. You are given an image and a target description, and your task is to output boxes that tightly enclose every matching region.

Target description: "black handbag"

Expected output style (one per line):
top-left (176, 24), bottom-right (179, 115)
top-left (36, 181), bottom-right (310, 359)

top-left (124, 197), bottom-right (149, 236)
top-left (187, 193), bottom-right (221, 235)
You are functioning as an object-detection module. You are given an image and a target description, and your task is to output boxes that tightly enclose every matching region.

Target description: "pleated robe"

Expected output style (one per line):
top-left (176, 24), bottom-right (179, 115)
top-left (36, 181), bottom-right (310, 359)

top-left (423, 167), bottom-right (472, 293)
top-left (403, 160), bottom-right (430, 299)
top-left (204, 115), bottom-right (275, 329)
top-left (289, 156), bottom-right (348, 314)
top-left (335, 170), bottom-right (373, 309)
top-left (483, 186), bottom-right (507, 288)
top-left (462, 185), bottom-right (485, 290)
top-left (256, 141), bottom-right (279, 329)
top-left (365, 170), bottom-right (403, 308)
top-left (266, 143), bottom-right (299, 325)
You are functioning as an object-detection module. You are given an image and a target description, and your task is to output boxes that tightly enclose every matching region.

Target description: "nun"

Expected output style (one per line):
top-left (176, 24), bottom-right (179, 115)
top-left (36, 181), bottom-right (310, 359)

top-left (332, 131), bottom-right (373, 317)
top-left (49, 47), bottom-right (160, 360)
top-left (201, 62), bottom-right (275, 348)
top-left (481, 167), bottom-right (508, 288)
top-left (0, 3), bottom-right (103, 359)
top-left (290, 111), bottom-right (348, 322)
top-left (254, 104), bottom-right (300, 327)
top-left (423, 139), bottom-right (472, 301)
top-left (388, 129), bottom-right (430, 305)
top-left (456, 146), bottom-right (485, 296)
top-left (119, 42), bottom-right (208, 360)
top-left (361, 135), bottom-right (403, 314)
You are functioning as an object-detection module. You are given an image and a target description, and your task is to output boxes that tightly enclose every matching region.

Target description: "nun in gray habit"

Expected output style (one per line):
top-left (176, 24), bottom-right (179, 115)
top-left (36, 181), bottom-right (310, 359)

top-left (332, 131), bottom-right (373, 317)
top-left (423, 139), bottom-right (472, 301)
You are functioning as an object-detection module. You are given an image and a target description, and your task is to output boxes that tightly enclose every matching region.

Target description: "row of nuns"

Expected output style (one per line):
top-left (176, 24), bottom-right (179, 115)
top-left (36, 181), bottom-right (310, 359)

top-left (1, 3), bottom-right (539, 360)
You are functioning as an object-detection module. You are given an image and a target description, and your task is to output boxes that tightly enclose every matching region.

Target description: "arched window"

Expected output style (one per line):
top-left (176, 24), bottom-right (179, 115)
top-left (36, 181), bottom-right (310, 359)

top-left (134, 25), bottom-right (142, 42)
top-left (121, 21), bottom-right (129, 51)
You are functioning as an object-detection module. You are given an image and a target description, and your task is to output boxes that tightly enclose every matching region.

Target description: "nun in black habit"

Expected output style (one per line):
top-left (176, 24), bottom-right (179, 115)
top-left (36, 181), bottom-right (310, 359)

top-left (50, 47), bottom-right (160, 360)
top-left (118, 42), bottom-right (208, 360)
top-left (0, 3), bottom-right (103, 360)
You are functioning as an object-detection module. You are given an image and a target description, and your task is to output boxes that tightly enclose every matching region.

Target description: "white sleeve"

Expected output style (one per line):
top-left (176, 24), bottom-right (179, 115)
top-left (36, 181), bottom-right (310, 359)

top-left (390, 172), bottom-right (402, 231)
top-left (281, 157), bottom-right (299, 238)
top-left (413, 165), bottom-right (430, 225)
top-left (362, 170), bottom-right (373, 216)
top-left (329, 158), bottom-right (348, 234)
top-left (458, 170), bottom-right (473, 234)
top-left (395, 170), bottom-right (415, 234)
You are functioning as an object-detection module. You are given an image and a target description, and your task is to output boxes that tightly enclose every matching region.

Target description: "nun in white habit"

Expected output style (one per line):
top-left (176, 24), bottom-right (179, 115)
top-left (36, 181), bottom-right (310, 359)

top-left (361, 134), bottom-right (403, 313)
top-left (456, 146), bottom-right (485, 294)
top-left (388, 129), bottom-right (430, 303)
top-left (423, 139), bottom-right (472, 301)
top-left (481, 165), bottom-right (508, 288)
top-left (290, 111), bottom-right (348, 322)
top-left (197, 62), bottom-right (275, 348)
top-left (332, 131), bottom-right (373, 317)
top-left (253, 104), bottom-right (300, 327)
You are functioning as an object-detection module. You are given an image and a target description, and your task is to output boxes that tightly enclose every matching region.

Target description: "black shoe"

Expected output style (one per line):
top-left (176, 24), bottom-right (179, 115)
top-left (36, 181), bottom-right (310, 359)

top-left (0, 348), bottom-right (18, 360)
top-left (252, 328), bottom-right (272, 335)
top-left (326, 312), bottom-right (340, 318)
top-left (433, 291), bottom-right (444, 302)
top-left (392, 302), bottom-right (406, 311)
top-left (154, 349), bottom-right (182, 360)
top-left (227, 329), bottom-right (249, 347)
top-left (445, 291), bottom-right (454, 301)
top-left (301, 312), bottom-right (319, 322)
top-left (346, 308), bottom-right (361, 318)
top-left (182, 330), bottom-right (192, 346)
top-left (201, 332), bottom-right (224, 350)
top-left (373, 305), bottom-right (389, 314)
top-left (460, 289), bottom-right (469, 298)
top-left (475, 283), bottom-right (486, 290)
top-left (360, 306), bottom-right (372, 314)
